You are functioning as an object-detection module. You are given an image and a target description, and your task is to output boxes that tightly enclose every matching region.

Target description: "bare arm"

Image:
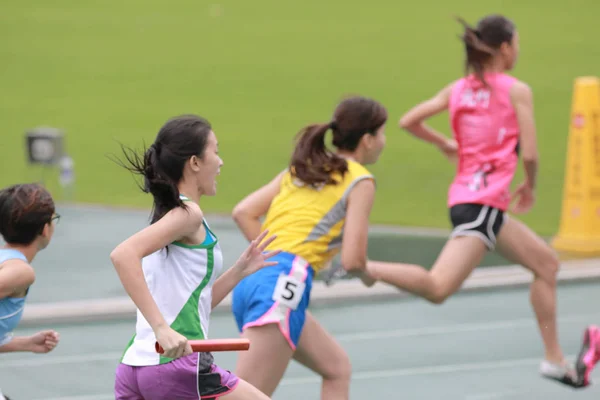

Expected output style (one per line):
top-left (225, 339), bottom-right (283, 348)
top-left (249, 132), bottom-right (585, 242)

top-left (232, 171), bottom-right (285, 242)
top-left (399, 82), bottom-right (454, 148)
top-left (0, 336), bottom-right (33, 353)
top-left (211, 230), bottom-right (279, 309)
top-left (340, 178), bottom-right (375, 272)
top-left (211, 267), bottom-right (242, 309)
top-left (110, 204), bottom-right (203, 333)
top-left (0, 260), bottom-right (35, 298)
top-left (510, 81), bottom-right (538, 189)
top-left (0, 330), bottom-right (60, 354)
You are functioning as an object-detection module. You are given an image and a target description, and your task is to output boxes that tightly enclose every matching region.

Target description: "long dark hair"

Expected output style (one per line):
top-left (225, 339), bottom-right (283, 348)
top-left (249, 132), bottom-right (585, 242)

top-left (112, 115), bottom-right (212, 223)
top-left (0, 183), bottom-right (55, 245)
top-left (290, 96), bottom-right (387, 187)
top-left (456, 15), bottom-right (516, 86)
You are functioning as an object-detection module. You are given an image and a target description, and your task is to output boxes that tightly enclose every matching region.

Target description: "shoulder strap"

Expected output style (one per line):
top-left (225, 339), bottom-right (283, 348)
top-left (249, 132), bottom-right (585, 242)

top-left (0, 249), bottom-right (27, 264)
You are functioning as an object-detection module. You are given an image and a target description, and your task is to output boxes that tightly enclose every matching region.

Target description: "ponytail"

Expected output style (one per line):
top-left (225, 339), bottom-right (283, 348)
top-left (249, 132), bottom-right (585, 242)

top-left (289, 122), bottom-right (348, 187)
top-left (456, 16), bottom-right (497, 87)
top-left (112, 143), bottom-right (185, 224)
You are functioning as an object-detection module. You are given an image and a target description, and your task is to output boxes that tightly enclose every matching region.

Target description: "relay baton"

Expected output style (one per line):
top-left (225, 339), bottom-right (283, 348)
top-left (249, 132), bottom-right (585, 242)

top-left (155, 338), bottom-right (250, 354)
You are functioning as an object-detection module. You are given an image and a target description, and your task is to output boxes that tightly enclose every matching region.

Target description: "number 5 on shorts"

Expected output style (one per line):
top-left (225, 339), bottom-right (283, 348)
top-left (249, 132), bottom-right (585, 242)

top-left (272, 274), bottom-right (305, 310)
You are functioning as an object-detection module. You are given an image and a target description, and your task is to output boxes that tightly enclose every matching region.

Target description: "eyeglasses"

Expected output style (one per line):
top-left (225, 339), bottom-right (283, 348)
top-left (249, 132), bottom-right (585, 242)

top-left (51, 213), bottom-right (61, 224)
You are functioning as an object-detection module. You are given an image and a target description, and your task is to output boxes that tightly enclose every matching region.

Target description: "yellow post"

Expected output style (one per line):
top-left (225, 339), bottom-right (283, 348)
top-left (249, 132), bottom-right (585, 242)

top-left (551, 76), bottom-right (600, 255)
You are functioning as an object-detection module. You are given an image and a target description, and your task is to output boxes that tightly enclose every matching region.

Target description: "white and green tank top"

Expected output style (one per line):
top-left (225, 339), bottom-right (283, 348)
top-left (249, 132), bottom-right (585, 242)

top-left (120, 195), bottom-right (223, 366)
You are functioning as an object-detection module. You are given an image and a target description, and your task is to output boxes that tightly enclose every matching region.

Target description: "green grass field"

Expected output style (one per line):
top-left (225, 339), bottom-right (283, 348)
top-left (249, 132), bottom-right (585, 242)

top-left (1, 0), bottom-right (598, 236)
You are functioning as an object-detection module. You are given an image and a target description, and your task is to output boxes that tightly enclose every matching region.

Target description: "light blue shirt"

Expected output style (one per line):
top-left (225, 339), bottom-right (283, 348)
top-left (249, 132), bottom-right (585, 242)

top-left (0, 249), bottom-right (29, 346)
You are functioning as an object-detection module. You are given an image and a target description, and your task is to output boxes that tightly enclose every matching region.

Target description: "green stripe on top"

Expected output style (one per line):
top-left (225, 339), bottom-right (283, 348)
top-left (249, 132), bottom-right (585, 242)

top-left (159, 247), bottom-right (215, 364)
top-left (120, 333), bottom-right (136, 362)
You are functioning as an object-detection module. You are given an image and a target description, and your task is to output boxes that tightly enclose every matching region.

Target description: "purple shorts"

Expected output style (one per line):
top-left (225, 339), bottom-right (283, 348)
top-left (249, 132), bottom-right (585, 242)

top-left (115, 353), bottom-right (239, 399)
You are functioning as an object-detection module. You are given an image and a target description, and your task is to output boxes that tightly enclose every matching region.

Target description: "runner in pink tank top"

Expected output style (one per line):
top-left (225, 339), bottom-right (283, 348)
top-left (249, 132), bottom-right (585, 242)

top-left (364, 14), bottom-right (589, 388)
top-left (448, 72), bottom-right (520, 212)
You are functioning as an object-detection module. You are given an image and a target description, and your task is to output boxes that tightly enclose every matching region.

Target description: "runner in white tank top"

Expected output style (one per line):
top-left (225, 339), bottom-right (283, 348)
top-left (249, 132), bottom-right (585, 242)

top-left (121, 195), bottom-right (222, 366)
top-left (110, 115), bottom-right (280, 400)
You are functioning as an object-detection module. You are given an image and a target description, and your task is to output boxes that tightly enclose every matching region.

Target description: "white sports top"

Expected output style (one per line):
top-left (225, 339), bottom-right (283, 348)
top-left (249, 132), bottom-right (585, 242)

top-left (120, 195), bottom-right (222, 366)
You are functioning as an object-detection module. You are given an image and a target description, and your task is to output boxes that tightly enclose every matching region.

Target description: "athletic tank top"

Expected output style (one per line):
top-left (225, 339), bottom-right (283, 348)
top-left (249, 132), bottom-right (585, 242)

top-left (0, 249), bottom-right (29, 346)
top-left (120, 196), bottom-right (222, 366)
top-left (261, 159), bottom-right (374, 272)
top-left (448, 72), bottom-right (520, 211)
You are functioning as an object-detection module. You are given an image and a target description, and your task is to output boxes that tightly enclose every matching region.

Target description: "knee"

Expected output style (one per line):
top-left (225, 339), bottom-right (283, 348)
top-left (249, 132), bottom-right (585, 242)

top-left (426, 291), bottom-right (450, 305)
top-left (548, 252), bottom-right (560, 276)
top-left (323, 350), bottom-right (352, 382)
top-left (533, 248), bottom-right (560, 285)
top-left (424, 279), bottom-right (452, 305)
top-left (406, 271), bottom-right (450, 304)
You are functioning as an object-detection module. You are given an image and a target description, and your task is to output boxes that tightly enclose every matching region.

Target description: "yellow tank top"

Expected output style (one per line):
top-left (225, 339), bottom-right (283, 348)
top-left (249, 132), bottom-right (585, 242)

top-left (262, 160), bottom-right (374, 272)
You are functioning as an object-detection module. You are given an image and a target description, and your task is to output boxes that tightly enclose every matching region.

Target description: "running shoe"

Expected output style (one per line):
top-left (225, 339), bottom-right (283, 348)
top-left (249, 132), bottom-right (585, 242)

top-left (540, 359), bottom-right (582, 388)
top-left (575, 325), bottom-right (600, 387)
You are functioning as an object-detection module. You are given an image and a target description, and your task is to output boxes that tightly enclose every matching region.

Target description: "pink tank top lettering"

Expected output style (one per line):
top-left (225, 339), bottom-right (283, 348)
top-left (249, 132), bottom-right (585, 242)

top-left (447, 72), bottom-right (520, 211)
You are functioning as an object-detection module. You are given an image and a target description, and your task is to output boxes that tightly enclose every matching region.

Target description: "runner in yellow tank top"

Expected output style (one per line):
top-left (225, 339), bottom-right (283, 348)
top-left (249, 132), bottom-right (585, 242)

top-left (260, 159), bottom-right (375, 273)
top-left (231, 96), bottom-right (394, 398)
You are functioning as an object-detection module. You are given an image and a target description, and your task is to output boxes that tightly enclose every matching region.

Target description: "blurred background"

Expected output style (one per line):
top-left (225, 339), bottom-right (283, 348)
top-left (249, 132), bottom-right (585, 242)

top-left (2, 0), bottom-right (600, 398)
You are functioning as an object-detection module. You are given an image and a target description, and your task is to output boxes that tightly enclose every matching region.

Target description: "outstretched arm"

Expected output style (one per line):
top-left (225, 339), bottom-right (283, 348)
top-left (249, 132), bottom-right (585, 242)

top-left (211, 230), bottom-right (280, 309)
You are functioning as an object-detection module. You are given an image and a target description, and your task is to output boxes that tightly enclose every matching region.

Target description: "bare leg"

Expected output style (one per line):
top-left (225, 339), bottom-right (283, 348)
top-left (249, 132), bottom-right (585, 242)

top-left (495, 216), bottom-right (563, 363)
top-left (368, 236), bottom-right (488, 304)
top-left (293, 312), bottom-right (352, 400)
top-left (234, 324), bottom-right (294, 397)
top-left (220, 379), bottom-right (272, 400)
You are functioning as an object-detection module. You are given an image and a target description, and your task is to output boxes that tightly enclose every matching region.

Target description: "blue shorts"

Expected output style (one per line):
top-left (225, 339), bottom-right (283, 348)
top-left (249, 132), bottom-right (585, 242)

top-left (231, 252), bottom-right (314, 350)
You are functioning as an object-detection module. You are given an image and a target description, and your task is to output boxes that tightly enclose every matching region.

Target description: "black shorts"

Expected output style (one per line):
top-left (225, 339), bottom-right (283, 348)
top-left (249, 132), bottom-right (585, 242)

top-left (449, 203), bottom-right (506, 250)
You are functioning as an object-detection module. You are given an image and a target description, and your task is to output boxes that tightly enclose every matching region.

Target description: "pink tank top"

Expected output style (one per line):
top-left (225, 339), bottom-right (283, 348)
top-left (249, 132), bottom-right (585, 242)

top-left (447, 72), bottom-right (520, 211)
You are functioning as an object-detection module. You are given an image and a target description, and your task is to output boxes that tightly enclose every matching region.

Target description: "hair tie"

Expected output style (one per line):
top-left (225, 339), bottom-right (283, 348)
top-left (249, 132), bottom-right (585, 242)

top-left (329, 121), bottom-right (337, 130)
top-left (149, 143), bottom-right (161, 156)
